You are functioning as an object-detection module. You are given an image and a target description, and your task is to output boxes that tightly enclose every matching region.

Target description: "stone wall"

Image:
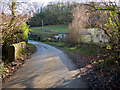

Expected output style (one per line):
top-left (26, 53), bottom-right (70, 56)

top-left (8, 42), bottom-right (26, 61)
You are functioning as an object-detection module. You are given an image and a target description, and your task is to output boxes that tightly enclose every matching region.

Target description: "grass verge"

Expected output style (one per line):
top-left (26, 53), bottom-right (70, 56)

top-left (44, 41), bottom-right (101, 58)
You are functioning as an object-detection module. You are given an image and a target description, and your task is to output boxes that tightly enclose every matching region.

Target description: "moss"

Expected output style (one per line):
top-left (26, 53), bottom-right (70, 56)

top-left (12, 42), bottom-right (26, 60)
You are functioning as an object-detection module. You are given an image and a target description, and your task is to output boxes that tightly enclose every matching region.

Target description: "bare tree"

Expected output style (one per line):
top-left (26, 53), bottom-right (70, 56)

top-left (1, 1), bottom-right (34, 46)
top-left (67, 4), bottom-right (91, 44)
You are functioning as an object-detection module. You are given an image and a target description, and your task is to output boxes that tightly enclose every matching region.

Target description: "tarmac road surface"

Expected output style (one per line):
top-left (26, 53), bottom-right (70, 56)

top-left (3, 40), bottom-right (87, 88)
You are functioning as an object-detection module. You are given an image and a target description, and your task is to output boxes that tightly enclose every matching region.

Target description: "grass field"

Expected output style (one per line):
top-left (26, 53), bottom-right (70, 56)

top-left (30, 25), bottom-right (69, 35)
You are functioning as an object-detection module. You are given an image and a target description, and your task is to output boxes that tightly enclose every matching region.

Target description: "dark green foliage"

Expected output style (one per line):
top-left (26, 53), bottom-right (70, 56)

top-left (28, 2), bottom-right (75, 27)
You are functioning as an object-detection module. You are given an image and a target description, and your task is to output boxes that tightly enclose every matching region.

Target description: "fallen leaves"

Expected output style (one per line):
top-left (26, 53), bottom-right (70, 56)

top-left (2, 43), bottom-right (37, 84)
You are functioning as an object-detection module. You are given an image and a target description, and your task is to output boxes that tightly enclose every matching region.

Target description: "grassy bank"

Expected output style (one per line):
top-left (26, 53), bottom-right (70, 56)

top-left (30, 25), bottom-right (69, 35)
top-left (44, 41), bottom-right (101, 58)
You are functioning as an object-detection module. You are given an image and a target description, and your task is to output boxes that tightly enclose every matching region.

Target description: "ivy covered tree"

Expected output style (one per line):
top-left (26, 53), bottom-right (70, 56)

top-left (86, 2), bottom-right (120, 64)
top-left (1, 1), bottom-right (34, 61)
top-left (1, 1), bottom-right (33, 46)
top-left (88, 2), bottom-right (120, 87)
top-left (67, 1), bottom-right (120, 87)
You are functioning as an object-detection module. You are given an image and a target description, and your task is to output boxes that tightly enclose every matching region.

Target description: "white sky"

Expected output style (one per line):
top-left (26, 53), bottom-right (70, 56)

top-left (28, 0), bottom-right (119, 6)
top-left (29, 0), bottom-right (57, 5)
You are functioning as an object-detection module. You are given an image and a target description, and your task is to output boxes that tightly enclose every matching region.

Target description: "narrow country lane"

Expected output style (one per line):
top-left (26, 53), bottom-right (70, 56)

top-left (3, 40), bottom-right (87, 88)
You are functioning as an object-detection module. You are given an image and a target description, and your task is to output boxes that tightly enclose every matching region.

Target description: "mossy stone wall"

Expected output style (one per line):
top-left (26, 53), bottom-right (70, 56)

top-left (8, 42), bottom-right (26, 61)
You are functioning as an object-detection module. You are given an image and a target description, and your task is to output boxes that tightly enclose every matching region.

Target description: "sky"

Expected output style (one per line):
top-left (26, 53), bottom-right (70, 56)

top-left (29, 0), bottom-right (57, 5)
top-left (28, 0), bottom-right (119, 6)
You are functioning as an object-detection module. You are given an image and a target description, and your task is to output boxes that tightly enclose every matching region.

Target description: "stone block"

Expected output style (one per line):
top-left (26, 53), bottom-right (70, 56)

top-left (8, 42), bottom-right (26, 61)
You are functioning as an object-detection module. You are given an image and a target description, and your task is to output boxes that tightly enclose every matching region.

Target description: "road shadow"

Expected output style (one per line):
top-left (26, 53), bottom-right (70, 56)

top-left (52, 73), bottom-right (87, 88)
top-left (3, 40), bottom-right (93, 88)
top-left (3, 75), bottom-right (39, 88)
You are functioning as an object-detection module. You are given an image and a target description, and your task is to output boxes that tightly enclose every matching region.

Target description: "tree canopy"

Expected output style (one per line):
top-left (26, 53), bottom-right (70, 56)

top-left (28, 2), bottom-right (76, 27)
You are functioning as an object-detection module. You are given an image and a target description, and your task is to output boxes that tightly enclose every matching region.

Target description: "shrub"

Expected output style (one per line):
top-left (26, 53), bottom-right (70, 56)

top-left (19, 23), bottom-right (30, 43)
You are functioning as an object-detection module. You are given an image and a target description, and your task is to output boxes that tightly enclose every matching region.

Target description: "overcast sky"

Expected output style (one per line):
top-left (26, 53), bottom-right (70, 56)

top-left (28, 0), bottom-right (119, 6)
top-left (29, 0), bottom-right (56, 6)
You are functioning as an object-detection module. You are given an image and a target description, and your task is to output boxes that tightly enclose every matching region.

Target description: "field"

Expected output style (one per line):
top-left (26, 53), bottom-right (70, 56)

top-left (30, 25), bottom-right (69, 35)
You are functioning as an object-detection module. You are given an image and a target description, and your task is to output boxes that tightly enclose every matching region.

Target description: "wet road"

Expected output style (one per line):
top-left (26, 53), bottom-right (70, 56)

top-left (3, 40), bottom-right (87, 88)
